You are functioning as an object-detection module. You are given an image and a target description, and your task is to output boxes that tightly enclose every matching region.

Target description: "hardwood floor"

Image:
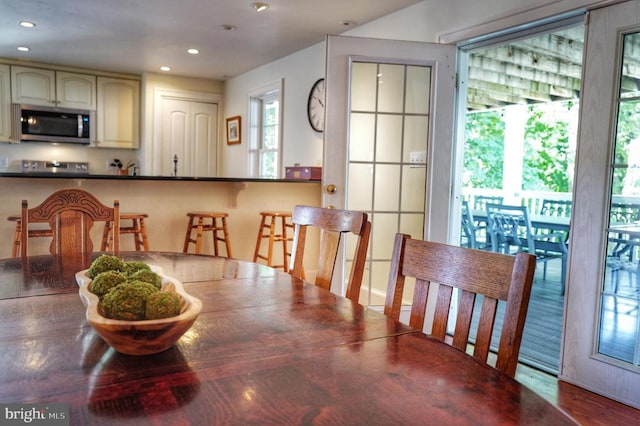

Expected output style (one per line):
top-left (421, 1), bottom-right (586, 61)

top-left (516, 364), bottom-right (640, 425)
top-left (479, 258), bottom-right (640, 424)
top-left (514, 264), bottom-right (639, 424)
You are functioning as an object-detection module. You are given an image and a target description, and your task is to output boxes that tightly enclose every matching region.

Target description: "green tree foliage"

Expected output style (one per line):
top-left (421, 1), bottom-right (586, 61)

top-left (464, 102), bottom-right (578, 194)
top-left (464, 110), bottom-right (505, 189)
top-left (523, 102), bottom-right (574, 192)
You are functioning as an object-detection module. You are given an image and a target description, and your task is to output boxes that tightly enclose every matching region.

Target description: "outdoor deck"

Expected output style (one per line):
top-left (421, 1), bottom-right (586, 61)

top-left (481, 257), bottom-right (639, 374)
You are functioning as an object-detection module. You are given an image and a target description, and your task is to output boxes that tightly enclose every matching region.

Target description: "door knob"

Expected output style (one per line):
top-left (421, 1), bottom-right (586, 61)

top-left (326, 184), bottom-right (337, 194)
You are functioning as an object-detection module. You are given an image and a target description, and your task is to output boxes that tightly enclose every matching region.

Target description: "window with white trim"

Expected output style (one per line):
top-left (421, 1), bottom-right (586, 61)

top-left (248, 81), bottom-right (282, 178)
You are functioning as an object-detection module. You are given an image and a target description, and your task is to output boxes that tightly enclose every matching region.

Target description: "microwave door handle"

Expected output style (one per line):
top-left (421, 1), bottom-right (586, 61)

top-left (77, 114), bottom-right (83, 138)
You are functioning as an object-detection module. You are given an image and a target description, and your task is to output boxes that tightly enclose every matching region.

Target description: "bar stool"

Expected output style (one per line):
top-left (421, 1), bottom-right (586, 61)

top-left (7, 215), bottom-right (54, 257)
top-left (253, 211), bottom-right (293, 271)
top-left (183, 212), bottom-right (232, 257)
top-left (101, 213), bottom-right (150, 251)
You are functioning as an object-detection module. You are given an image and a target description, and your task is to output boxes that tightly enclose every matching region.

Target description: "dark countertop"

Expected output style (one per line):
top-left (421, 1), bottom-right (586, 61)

top-left (0, 172), bottom-right (321, 183)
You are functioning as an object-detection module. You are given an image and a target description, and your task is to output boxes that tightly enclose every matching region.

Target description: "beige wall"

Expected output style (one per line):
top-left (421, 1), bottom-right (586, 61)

top-left (0, 178), bottom-right (321, 265)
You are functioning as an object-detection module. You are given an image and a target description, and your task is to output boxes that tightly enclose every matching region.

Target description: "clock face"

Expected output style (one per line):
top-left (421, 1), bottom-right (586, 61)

top-left (307, 78), bottom-right (325, 132)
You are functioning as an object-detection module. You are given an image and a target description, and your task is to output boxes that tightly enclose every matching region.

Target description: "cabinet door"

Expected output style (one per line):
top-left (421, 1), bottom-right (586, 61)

top-left (56, 72), bottom-right (96, 110)
top-left (0, 64), bottom-right (11, 141)
top-left (96, 77), bottom-right (140, 149)
top-left (11, 66), bottom-right (55, 106)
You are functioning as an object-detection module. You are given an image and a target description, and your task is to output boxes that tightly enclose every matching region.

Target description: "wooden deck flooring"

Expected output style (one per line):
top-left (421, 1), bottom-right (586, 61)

top-left (479, 257), bottom-right (638, 374)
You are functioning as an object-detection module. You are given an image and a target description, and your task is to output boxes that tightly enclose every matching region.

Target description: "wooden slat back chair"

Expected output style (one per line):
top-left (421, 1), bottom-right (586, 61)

top-left (289, 205), bottom-right (371, 302)
top-left (21, 189), bottom-right (120, 258)
top-left (384, 233), bottom-right (536, 377)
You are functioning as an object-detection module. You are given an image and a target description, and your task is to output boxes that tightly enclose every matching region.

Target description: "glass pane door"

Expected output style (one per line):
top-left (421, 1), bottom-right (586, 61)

top-left (599, 31), bottom-right (640, 368)
top-left (347, 62), bottom-right (431, 306)
top-left (562, 1), bottom-right (640, 407)
top-left (323, 35), bottom-right (456, 301)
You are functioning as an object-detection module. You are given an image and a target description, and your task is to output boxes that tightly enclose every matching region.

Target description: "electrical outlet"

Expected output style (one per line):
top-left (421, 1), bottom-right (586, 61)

top-left (0, 156), bottom-right (8, 168)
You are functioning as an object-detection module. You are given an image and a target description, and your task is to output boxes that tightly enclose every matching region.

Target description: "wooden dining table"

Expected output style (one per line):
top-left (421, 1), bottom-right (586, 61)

top-left (0, 251), bottom-right (577, 425)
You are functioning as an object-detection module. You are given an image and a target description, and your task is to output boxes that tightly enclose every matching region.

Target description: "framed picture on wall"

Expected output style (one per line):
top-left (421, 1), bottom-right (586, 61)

top-left (226, 116), bottom-right (241, 145)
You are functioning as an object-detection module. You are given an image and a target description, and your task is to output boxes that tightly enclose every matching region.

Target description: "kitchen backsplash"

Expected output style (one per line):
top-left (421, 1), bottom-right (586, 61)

top-left (0, 142), bottom-right (138, 174)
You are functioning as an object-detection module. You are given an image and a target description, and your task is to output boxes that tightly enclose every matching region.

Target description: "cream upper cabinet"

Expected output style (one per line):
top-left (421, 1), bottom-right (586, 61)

top-left (95, 77), bottom-right (140, 149)
top-left (0, 64), bottom-right (11, 142)
top-left (11, 66), bottom-right (96, 110)
top-left (56, 71), bottom-right (96, 110)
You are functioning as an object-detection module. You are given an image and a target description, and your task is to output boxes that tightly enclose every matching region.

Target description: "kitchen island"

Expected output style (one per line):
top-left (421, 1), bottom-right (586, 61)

top-left (0, 174), bottom-right (321, 261)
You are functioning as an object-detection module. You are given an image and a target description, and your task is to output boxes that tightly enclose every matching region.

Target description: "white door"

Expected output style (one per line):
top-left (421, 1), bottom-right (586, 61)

top-left (561, 1), bottom-right (640, 408)
top-left (324, 35), bottom-right (456, 304)
top-left (157, 96), bottom-right (219, 177)
top-left (191, 101), bottom-right (219, 177)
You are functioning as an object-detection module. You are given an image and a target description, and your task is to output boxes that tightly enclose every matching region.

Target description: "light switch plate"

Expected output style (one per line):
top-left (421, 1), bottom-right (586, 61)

top-left (0, 156), bottom-right (8, 168)
top-left (409, 151), bottom-right (426, 163)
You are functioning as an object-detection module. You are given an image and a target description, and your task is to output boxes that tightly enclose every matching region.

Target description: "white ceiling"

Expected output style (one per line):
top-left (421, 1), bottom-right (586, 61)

top-left (0, 0), bottom-right (422, 80)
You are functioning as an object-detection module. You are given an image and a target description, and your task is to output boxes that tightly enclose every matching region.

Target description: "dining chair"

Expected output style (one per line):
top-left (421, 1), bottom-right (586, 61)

top-left (384, 233), bottom-right (536, 377)
top-left (21, 188), bottom-right (120, 258)
top-left (486, 203), bottom-right (568, 294)
top-left (289, 205), bottom-right (371, 303)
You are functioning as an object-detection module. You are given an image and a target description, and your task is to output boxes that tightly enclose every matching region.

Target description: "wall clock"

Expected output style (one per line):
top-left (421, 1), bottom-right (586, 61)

top-left (307, 78), bottom-right (325, 132)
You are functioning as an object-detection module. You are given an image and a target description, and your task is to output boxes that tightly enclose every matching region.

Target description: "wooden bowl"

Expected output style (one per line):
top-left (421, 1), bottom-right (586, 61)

top-left (76, 266), bottom-right (202, 356)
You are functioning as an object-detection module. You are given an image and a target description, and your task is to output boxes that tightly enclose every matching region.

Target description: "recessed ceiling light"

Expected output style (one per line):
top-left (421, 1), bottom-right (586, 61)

top-left (339, 20), bottom-right (356, 27)
top-left (250, 2), bottom-right (269, 12)
top-left (19, 21), bottom-right (36, 28)
top-left (17, 46), bottom-right (30, 52)
top-left (220, 24), bottom-right (237, 31)
top-left (160, 66), bottom-right (171, 72)
top-left (187, 48), bottom-right (199, 55)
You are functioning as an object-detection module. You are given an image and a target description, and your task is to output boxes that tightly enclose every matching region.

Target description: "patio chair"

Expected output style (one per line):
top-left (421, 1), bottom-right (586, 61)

top-left (473, 195), bottom-right (504, 211)
top-left (461, 200), bottom-right (488, 250)
top-left (609, 203), bottom-right (640, 263)
top-left (610, 202), bottom-right (640, 224)
top-left (384, 233), bottom-right (536, 377)
top-left (486, 203), bottom-right (568, 295)
top-left (539, 199), bottom-right (572, 218)
top-left (538, 199), bottom-right (572, 242)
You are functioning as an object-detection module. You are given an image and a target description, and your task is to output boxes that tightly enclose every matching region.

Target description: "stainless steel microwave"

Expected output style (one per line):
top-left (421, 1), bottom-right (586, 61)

top-left (13, 104), bottom-right (93, 144)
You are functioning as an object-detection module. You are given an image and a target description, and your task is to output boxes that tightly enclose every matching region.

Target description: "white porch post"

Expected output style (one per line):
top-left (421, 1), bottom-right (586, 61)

top-left (503, 104), bottom-right (526, 204)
